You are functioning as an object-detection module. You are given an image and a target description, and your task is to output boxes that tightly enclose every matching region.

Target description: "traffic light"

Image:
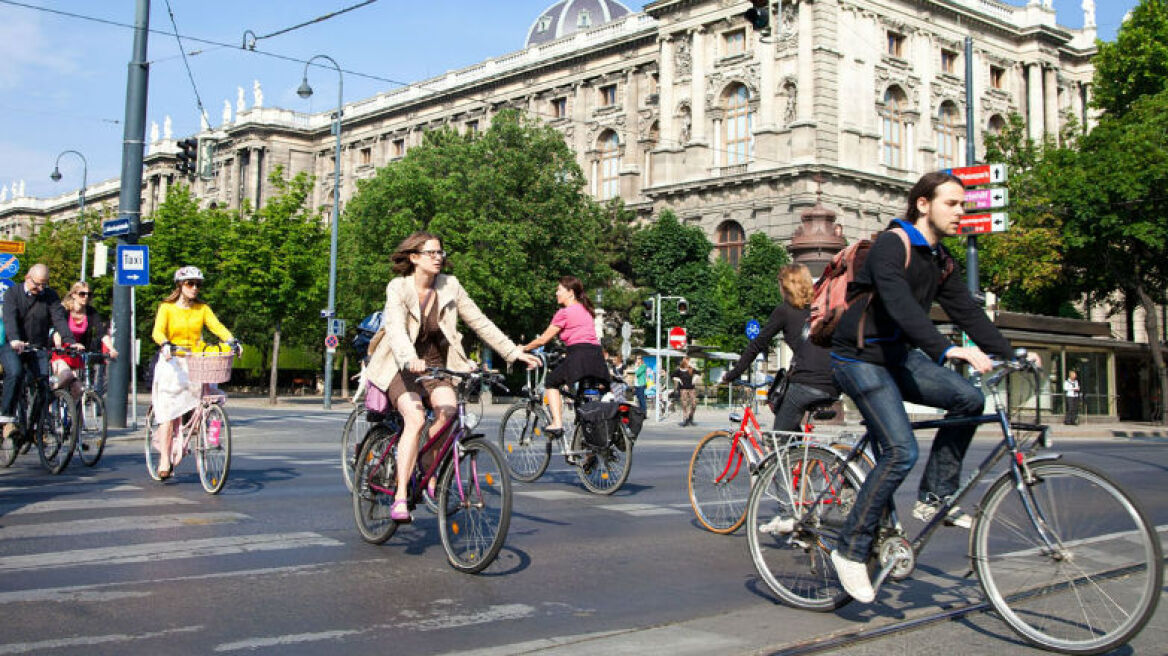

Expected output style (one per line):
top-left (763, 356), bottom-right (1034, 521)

top-left (677, 298), bottom-right (689, 315)
top-left (744, 0), bottom-right (770, 35)
top-left (642, 298), bottom-right (656, 317)
top-left (139, 220), bottom-right (155, 237)
top-left (175, 138), bottom-right (198, 175)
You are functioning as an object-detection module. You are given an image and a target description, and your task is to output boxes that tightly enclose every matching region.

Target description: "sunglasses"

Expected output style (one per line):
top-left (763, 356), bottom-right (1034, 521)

top-left (183, 281), bottom-right (202, 288)
top-left (75, 291), bottom-right (90, 297)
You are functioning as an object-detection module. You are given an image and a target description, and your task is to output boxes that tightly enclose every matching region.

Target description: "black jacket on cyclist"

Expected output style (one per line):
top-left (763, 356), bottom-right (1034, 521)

top-left (723, 301), bottom-right (834, 395)
top-left (831, 220), bottom-right (1011, 366)
top-left (2, 284), bottom-right (75, 348)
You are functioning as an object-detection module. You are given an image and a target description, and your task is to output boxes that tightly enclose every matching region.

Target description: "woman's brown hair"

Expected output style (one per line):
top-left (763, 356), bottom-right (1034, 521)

top-left (559, 275), bottom-right (595, 316)
top-left (390, 231), bottom-right (447, 276)
top-left (779, 263), bottom-right (814, 309)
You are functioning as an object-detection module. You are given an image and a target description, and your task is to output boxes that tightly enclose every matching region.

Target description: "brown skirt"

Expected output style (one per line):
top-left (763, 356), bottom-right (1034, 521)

top-left (387, 368), bottom-right (454, 406)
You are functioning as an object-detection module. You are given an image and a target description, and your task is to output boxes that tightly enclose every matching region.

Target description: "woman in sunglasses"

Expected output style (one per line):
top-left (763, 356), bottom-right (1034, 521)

top-left (365, 231), bottom-right (540, 522)
top-left (150, 266), bottom-right (237, 480)
top-left (50, 281), bottom-right (117, 399)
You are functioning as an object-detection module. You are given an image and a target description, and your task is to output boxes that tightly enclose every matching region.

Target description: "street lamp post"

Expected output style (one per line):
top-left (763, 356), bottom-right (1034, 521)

top-left (645, 293), bottom-right (688, 422)
top-left (50, 150), bottom-right (88, 281)
top-left (298, 55), bottom-right (343, 410)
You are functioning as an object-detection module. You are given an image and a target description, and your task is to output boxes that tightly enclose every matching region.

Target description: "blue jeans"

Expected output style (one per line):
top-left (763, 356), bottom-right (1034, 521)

top-left (633, 385), bottom-right (647, 412)
top-left (772, 382), bottom-right (836, 432)
top-left (831, 350), bottom-right (985, 561)
top-left (0, 345), bottom-right (21, 417)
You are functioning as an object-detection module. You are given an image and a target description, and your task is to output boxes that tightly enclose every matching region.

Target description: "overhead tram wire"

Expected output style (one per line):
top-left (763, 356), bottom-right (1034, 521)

top-left (243, 0), bottom-right (379, 50)
top-left (162, 0), bottom-right (211, 129)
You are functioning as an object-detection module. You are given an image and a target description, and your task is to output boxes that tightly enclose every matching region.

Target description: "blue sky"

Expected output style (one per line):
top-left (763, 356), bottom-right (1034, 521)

top-left (0, 0), bottom-right (1138, 201)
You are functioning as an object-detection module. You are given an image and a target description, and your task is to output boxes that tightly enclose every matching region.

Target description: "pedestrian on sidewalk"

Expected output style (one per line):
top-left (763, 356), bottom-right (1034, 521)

top-left (633, 355), bottom-right (648, 412)
top-left (673, 357), bottom-right (698, 426)
top-left (1064, 370), bottom-right (1081, 425)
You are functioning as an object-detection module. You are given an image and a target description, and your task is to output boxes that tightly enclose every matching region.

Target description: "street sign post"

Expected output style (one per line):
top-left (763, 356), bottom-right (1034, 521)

top-left (668, 326), bottom-right (687, 350)
top-left (102, 217), bottom-right (132, 239)
top-left (958, 212), bottom-right (1010, 236)
top-left (0, 240), bottom-right (25, 255)
top-left (115, 245), bottom-right (149, 286)
top-left (0, 254), bottom-right (19, 280)
top-left (745, 319), bottom-right (761, 340)
top-left (964, 187), bottom-right (1008, 210)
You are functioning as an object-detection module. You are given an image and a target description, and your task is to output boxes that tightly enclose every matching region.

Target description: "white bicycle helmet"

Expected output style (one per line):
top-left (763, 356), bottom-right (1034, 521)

top-left (174, 266), bottom-right (204, 283)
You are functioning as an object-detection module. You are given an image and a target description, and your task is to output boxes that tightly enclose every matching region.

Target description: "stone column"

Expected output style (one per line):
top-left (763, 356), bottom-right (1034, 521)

top-left (791, 2), bottom-right (817, 161)
top-left (690, 27), bottom-right (707, 144)
top-left (622, 68), bottom-right (642, 198)
top-left (1027, 63), bottom-right (1044, 140)
top-left (658, 34), bottom-right (675, 146)
top-left (758, 28), bottom-right (776, 130)
top-left (1044, 66), bottom-right (1059, 136)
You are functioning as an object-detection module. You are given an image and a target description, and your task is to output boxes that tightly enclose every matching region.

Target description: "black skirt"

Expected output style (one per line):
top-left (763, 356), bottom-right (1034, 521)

top-left (546, 343), bottom-right (610, 389)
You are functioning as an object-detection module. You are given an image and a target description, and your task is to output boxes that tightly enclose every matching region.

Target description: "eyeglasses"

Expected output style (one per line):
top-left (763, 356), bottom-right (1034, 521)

top-left (29, 279), bottom-right (48, 289)
top-left (75, 291), bottom-right (90, 297)
top-left (183, 281), bottom-right (202, 288)
top-left (417, 249), bottom-right (446, 259)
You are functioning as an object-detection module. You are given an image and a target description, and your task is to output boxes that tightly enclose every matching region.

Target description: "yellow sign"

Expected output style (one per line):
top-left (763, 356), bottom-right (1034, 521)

top-left (0, 240), bottom-right (25, 255)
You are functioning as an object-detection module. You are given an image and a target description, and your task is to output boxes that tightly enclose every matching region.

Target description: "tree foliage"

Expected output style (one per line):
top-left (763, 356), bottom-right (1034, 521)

top-left (339, 109), bottom-right (613, 346)
top-left (23, 210), bottom-right (113, 316)
top-left (1091, 0), bottom-right (1168, 117)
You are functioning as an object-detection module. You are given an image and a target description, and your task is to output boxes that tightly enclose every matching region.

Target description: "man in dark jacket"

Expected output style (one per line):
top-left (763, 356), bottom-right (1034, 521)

top-left (1, 264), bottom-right (78, 438)
top-left (821, 172), bottom-right (1038, 603)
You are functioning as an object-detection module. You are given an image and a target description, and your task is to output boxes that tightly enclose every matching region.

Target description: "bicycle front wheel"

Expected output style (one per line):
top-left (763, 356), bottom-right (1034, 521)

top-left (498, 403), bottom-right (551, 483)
top-left (575, 425), bottom-right (632, 495)
top-left (196, 404), bottom-right (231, 494)
top-left (78, 391), bottom-right (107, 466)
top-left (143, 407), bottom-right (161, 480)
top-left (438, 438), bottom-right (512, 573)
top-left (974, 459), bottom-right (1163, 655)
top-left (37, 390), bottom-right (78, 474)
top-left (746, 445), bottom-right (864, 611)
top-left (352, 425), bottom-right (400, 544)
top-left (341, 406), bottom-right (370, 492)
top-left (688, 430), bottom-right (752, 534)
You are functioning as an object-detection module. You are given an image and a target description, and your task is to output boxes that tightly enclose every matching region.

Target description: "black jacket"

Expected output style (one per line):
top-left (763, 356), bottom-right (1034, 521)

top-left (74, 306), bottom-right (110, 353)
top-left (725, 301), bottom-right (836, 395)
top-left (2, 284), bottom-right (74, 348)
top-left (831, 220), bottom-right (1011, 366)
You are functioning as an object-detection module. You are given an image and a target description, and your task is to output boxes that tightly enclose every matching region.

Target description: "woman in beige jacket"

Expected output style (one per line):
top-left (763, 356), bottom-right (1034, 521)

top-left (365, 231), bottom-right (538, 522)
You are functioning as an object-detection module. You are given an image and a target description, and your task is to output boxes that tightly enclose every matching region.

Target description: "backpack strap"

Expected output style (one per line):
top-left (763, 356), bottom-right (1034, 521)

top-left (855, 226), bottom-right (914, 349)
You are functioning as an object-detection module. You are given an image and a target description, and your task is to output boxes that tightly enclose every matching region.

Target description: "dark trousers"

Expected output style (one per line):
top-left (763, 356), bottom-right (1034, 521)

top-left (1064, 396), bottom-right (1080, 425)
top-left (0, 345), bottom-right (22, 417)
top-left (772, 382), bottom-right (837, 432)
top-left (830, 350), bottom-right (985, 561)
top-left (634, 385), bottom-right (647, 412)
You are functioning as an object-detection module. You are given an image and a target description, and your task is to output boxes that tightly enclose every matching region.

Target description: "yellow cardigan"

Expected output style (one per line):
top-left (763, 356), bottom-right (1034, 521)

top-left (152, 301), bottom-right (233, 350)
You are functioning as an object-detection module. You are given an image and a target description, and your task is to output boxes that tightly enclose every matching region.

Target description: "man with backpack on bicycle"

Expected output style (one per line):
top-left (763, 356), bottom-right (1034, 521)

top-left (818, 171), bottom-right (1039, 603)
top-left (1, 263), bottom-right (81, 441)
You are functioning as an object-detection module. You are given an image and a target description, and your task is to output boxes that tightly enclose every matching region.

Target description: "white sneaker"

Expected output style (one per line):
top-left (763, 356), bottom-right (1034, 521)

top-left (831, 550), bottom-right (875, 603)
top-left (758, 516), bottom-right (796, 535)
top-left (0, 415), bottom-right (15, 423)
top-left (912, 500), bottom-right (973, 529)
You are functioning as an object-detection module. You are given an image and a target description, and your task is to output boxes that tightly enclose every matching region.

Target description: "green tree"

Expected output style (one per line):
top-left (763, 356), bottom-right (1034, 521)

top-left (1063, 90), bottom-right (1168, 423)
top-left (630, 210), bottom-right (718, 345)
top-left (715, 233), bottom-right (789, 354)
top-left (1091, 0), bottom-right (1168, 117)
top-left (220, 169), bottom-right (328, 403)
top-left (22, 210), bottom-right (113, 315)
top-left (339, 109), bottom-right (612, 348)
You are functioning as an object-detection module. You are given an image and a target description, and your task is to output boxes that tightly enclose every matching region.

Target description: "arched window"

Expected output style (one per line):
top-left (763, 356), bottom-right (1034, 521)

top-left (881, 86), bottom-right (907, 169)
top-left (987, 114), bottom-right (1006, 136)
top-left (598, 130), bottom-right (621, 200)
top-left (716, 220), bottom-right (746, 267)
top-left (723, 84), bottom-right (753, 165)
top-left (935, 102), bottom-right (961, 169)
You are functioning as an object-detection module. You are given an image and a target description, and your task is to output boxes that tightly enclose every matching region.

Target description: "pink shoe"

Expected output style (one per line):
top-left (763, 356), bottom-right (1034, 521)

top-left (390, 499), bottom-right (412, 523)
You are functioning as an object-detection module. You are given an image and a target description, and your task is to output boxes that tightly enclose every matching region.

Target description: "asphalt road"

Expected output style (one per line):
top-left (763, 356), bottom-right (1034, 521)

top-left (1, 400), bottom-right (1165, 655)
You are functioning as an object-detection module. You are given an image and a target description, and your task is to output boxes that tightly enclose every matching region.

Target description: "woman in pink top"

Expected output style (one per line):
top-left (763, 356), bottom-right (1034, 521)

top-left (522, 275), bottom-right (610, 435)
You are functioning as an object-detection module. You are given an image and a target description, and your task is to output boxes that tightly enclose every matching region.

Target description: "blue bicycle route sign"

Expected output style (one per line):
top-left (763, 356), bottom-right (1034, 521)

top-left (745, 319), bottom-right (761, 340)
top-left (0, 254), bottom-right (19, 280)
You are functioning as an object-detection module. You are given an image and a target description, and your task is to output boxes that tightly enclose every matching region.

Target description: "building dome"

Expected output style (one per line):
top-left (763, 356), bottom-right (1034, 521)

top-left (526, 0), bottom-right (633, 48)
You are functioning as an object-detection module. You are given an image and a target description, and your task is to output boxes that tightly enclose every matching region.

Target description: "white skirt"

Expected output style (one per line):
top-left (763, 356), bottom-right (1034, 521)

top-left (151, 356), bottom-right (200, 424)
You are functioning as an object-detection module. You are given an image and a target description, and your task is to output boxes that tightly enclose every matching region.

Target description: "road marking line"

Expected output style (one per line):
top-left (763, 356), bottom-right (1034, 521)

top-left (0, 532), bottom-right (343, 572)
top-left (515, 490), bottom-right (583, 500)
top-left (0, 512), bottom-right (250, 540)
top-left (0, 625), bottom-right (203, 655)
top-left (596, 503), bottom-right (685, 516)
top-left (2, 496), bottom-right (197, 516)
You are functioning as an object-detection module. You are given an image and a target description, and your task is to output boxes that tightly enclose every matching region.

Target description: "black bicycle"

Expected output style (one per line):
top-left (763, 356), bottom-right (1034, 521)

top-left (0, 346), bottom-right (80, 474)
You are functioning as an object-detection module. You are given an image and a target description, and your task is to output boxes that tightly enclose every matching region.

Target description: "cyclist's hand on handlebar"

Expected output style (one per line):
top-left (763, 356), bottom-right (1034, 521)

top-left (1024, 351), bottom-right (1042, 368)
top-left (227, 339), bottom-right (243, 356)
top-left (68, 343), bottom-right (86, 351)
top-left (9, 340), bottom-right (26, 354)
top-left (160, 343), bottom-right (174, 360)
top-left (945, 346), bottom-right (993, 374)
top-left (515, 353), bottom-right (540, 369)
top-left (407, 358), bottom-right (427, 374)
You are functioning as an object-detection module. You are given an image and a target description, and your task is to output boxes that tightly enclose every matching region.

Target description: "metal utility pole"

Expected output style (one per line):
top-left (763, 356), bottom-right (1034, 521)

top-left (107, 0), bottom-right (150, 428)
top-left (964, 35), bottom-right (979, 295)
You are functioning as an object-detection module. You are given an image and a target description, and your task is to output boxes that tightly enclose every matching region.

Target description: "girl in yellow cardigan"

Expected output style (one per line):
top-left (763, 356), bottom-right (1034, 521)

top-left (151, 266), bottom-right (236, 480)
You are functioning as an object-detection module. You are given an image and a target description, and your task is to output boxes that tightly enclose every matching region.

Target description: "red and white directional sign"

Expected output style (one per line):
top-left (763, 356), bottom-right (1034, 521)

top-left (946, 163), bottom-right (1008, 187)
top-left (668, 326), bottom-right (687, 350)
top-left (958, 212), bottom-right (1010, 236)
top-left (964, 187), bottom-right (1008, 210)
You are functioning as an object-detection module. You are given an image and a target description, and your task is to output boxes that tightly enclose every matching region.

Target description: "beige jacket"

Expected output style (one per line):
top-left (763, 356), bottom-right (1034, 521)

top-left (365, 273), bottom-right (523, 392)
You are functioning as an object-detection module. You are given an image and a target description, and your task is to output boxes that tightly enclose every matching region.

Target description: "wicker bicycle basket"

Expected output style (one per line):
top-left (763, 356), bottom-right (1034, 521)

top-left (186, 352), bottom-right (234, 385)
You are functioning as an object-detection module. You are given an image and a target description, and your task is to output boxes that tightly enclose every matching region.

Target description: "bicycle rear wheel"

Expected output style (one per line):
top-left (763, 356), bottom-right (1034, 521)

top-left (341, 406), bottom-right (370, 492)
top-left (974, 459), bottom-right (1163, 654)
top-left (77, 391), bottom-right (106, 466)
top-left (575, 425), bottom-right (632, 495)
top-left (688, 430), bottom-right (751, 534)
top-left (437, 438), bottom-right (512, 573)
top-left (352, 425), bottom-right (401, 544)
top-left (746, 444), bottom-right (864, 611)
top-left (37, 390), bottom-right (78, 474)
top-left (143, 407), bottom-right (161, 480)
top-left (498, 402), bottom-right (551, 483)
top-left (195, 404), bottom-right (231, 494)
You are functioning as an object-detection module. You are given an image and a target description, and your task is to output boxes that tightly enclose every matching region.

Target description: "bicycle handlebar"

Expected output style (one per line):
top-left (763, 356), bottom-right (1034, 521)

top-left (418, 367), bottom-right (511, 395)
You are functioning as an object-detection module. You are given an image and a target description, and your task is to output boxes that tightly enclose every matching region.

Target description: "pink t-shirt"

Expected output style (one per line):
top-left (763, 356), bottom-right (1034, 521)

top-left (552, 303), bottom-right (600, 346)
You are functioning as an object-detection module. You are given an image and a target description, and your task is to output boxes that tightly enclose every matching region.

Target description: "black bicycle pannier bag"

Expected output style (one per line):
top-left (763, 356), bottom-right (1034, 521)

top-left (577, 401), bottom-right (620, 449)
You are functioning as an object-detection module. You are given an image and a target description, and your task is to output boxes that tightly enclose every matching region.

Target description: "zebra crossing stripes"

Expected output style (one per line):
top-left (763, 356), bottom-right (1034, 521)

top-left (0, 512), bottom-right (249, 540)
